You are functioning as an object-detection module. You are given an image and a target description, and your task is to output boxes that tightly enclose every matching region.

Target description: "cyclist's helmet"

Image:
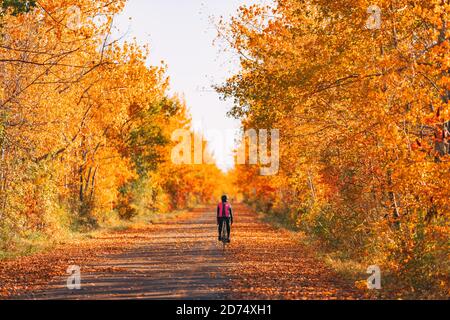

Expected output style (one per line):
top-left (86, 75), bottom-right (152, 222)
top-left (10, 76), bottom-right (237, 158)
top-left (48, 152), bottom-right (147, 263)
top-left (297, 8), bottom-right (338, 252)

top-left (221, 195), bottom-right (228, 202)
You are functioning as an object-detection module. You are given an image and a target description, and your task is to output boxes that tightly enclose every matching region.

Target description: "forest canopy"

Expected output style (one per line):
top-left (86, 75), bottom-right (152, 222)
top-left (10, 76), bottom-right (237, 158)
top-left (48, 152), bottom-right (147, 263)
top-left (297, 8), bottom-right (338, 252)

top-left (0, 0), bottom-right (228, 250)
top-left (220, 0), bottom-right (449, 296)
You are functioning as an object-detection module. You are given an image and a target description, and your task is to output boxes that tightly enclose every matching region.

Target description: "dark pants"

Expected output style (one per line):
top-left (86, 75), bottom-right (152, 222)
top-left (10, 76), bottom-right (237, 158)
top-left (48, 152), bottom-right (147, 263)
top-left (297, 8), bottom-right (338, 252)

top-left (218, 217), bottom-right (231, 239)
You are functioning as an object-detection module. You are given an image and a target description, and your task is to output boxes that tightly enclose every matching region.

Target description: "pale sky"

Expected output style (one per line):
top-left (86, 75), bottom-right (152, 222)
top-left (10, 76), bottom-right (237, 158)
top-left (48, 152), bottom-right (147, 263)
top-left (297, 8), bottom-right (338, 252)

top-left (113, 0), bottom-right (262, 171)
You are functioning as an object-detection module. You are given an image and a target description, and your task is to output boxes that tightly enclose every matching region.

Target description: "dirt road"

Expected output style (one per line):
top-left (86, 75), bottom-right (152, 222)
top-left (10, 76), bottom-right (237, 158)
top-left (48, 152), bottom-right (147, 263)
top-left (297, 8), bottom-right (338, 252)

top-left (1, 205), bottom-right (363, 300)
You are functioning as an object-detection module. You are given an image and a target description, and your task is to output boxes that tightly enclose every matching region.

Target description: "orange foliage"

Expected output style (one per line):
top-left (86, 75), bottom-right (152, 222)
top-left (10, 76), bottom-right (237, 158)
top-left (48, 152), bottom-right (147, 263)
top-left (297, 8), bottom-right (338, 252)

top-left (219, 0), bottom-right (449, 297)
top-left (0, 1), bottom-right (225, 247)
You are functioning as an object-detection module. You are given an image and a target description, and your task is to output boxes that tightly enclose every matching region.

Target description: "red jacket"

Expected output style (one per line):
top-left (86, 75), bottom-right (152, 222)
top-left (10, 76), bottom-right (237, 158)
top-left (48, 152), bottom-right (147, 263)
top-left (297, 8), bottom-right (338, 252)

top-left (217, 202), bottom-right (233, 222)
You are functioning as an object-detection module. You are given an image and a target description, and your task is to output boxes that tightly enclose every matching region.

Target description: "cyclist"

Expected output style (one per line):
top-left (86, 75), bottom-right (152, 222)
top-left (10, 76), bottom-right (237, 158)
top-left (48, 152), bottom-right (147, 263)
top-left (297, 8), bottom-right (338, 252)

top-left (217, 195), bottom-right (233, 242)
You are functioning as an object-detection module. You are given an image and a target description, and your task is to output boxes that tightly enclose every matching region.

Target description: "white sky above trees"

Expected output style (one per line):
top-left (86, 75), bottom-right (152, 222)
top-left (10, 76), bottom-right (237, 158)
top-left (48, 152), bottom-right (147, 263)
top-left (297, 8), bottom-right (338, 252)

top-left (114, 0), bottom-right (262, 171)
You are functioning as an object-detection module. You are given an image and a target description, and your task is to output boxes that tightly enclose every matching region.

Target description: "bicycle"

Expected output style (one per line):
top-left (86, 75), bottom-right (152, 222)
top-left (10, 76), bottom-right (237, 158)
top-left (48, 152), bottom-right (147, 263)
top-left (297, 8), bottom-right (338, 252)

top-left (220, 219), bottom-right (229, 252)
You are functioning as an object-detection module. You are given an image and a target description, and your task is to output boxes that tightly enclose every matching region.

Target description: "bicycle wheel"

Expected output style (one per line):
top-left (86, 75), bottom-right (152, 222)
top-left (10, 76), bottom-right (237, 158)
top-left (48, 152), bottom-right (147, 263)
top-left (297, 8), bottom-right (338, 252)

top-left (221, 220), bottom-right (227, 243)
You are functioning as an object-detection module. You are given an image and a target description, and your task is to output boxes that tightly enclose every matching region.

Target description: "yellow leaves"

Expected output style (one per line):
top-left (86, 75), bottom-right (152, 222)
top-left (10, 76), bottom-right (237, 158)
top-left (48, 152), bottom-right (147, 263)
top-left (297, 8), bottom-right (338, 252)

top-left (0, 0), bottom-right (229, 256)
top-left (219, 0), bottom-right (450, 298)
top-left (354, 280), bottom-right (368, 291)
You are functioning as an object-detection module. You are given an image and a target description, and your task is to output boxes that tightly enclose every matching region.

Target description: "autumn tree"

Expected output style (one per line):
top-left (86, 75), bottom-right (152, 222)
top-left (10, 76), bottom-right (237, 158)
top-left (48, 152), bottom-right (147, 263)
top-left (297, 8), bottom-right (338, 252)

top-left (219, 0), bottom-right (449, 296)
top-left (0, 0), bottom-right (226, 248)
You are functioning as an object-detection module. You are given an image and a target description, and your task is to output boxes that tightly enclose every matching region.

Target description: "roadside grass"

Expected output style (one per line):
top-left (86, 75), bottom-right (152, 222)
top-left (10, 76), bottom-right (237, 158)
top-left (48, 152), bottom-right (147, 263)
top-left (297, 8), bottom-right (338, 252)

top-left (257, 208), bottom-right (449, 299)
top-left (259, 211), bottom-right (299, 232)
top-left (259, 210), bottom-right (374, 297)
top-left (93, 209), bottom-right (192, 234)
top-left (0, 230), bottom-right (89, 261)
top-left (0, 208), bottom-right (196, 262)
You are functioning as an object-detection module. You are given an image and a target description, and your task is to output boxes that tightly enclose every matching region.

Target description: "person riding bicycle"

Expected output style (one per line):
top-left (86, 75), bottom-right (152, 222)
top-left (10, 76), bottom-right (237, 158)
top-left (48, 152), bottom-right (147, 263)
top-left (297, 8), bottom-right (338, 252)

top-left (217, 195), bottom-right (233, 243)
